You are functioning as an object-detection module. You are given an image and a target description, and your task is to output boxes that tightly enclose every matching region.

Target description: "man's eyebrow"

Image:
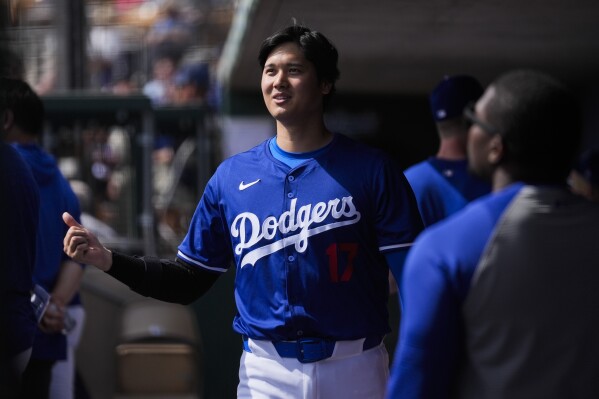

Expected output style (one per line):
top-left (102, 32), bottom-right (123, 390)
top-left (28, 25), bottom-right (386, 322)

top-left (264, 61), bottom-right (305, 68)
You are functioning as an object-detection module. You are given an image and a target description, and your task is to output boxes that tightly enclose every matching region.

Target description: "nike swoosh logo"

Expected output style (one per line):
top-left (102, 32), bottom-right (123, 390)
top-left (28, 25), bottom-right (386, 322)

top-left (239, 179), bottom-right (261, 191)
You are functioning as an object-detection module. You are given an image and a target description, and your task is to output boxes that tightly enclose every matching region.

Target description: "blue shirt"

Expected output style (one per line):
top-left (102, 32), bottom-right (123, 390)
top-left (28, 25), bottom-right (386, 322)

top-left (178, 133), bottom-right (423, 341)
top-left (13, 143), bottom-right (82, 361)
top-left (0, 143), bottom-right (39, 357)
top-left (404, 158), bottom-right (491, 227)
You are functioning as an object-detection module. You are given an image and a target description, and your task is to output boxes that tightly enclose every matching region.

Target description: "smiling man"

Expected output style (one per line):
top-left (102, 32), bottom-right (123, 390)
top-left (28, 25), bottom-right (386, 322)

top-left (63, 24), bottom-right (423, 398)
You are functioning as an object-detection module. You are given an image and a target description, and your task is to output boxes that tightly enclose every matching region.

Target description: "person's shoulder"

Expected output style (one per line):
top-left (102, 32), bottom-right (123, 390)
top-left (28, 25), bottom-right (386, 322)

top-left (421, 184), bottom-right (523, 241)
top-left (404, 159), bottom-right (433, 178)
top-left (0, 143), bottom-right (35, 186)
top-left (0, 141), bottom-right (22, 163)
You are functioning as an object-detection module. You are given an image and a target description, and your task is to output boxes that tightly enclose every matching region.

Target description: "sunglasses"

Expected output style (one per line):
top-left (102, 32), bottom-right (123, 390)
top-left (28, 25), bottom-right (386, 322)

top-left (463, 102), bottom-right (498, 135)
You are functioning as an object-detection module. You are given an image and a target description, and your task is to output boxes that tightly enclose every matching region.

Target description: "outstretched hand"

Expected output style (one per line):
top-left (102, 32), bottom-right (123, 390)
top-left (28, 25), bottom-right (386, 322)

top-left (63, 212), bottom-right (112, 271)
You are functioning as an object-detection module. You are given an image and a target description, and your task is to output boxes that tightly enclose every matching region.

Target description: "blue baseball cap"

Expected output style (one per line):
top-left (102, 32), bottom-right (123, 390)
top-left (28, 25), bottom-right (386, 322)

top-left (174, 63), bottom-right (209, 88)
top-left (429, 75), bottom-right (484, 121)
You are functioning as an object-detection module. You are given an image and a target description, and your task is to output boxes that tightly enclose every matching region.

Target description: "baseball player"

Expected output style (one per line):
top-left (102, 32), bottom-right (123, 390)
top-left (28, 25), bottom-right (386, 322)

top-left (64, 24), bottom-right (423, 398)
top-left (386, 70), bottom-right (599, 398)
top-left (404, 75), bottom-right (491, 227)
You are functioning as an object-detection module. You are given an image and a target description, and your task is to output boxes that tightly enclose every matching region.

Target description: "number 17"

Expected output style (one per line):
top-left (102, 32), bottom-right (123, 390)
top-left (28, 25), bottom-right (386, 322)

top-left (326, 243), bottom-right (358, 282)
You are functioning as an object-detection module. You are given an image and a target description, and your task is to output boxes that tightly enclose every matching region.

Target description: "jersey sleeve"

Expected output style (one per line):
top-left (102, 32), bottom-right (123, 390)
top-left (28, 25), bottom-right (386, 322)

top-left (177, 171), bottom-right (233, 273)
top-left (375, 158), bottom-right (424, 253)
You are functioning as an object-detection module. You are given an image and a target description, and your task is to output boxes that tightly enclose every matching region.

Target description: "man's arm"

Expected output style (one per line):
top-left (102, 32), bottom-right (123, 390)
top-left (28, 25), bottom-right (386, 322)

top-left (385, 248), bottom-right (409, 303)
top-left (108, 252), bottom-right (219, 304)
top-left (40, 260), bottom-right (83, 333)
top-left (386, 239), bottom-right (460, 399)
top-left (63, 212), bottom-right (220, 305)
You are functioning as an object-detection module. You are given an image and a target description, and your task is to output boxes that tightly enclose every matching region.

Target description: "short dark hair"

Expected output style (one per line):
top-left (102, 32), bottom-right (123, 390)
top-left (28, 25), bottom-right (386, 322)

top-left (0, 77), bottom-right (45, 136)
top-left (258, 24), bottom-right (340, 100)
top-left (0, 45), bottom-right (24, 79)
top-left (485, 69), bottom-right (581, 184)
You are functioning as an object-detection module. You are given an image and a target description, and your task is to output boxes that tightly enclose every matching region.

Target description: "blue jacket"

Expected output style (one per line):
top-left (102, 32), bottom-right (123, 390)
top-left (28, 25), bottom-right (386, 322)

top-left (13, 143), bottom-right (82, 361)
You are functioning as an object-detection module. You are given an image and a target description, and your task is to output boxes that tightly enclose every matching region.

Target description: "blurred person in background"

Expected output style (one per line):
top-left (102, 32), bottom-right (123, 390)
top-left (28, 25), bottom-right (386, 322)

top-left (68, 179), bottom-right (119, 245)
top-left (386, 69), bottom-right (599, 399)
top-left (1, 77), bottom-right (85, 399)
top-left (392, 75), bottom-right (492, 297)
top-left (0, 74), bottom-right (40, 399)
top-left (569, 148), bottom-right (599, 201)
top-left (171, 62), bottom-right (210, 104)
top-left (404, 74), bottom-right (491, 228)
top-left (145, 0), bottom-right (194, 65)
top-left (143, 52), bottom-right (179, 106)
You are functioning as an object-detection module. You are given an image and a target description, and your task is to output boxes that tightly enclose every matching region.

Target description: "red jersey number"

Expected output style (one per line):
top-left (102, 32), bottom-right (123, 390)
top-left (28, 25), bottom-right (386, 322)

top-left (326, 243), bottom-right (358, 282)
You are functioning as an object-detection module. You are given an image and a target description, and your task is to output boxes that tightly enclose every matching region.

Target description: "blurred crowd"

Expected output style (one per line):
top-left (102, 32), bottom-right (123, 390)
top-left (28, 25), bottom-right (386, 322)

top-left (89, 0), bottom-right (219, 106)
top-left (2, 0), bottom-right (231, 256)
top-left (9, 0), bottom-right (231, 108)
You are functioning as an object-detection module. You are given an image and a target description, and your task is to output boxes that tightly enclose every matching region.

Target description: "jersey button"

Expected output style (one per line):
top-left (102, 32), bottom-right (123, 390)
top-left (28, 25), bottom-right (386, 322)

top-left (297, 330), bottom-right (304, 336)
top-left (288, 175), bottom-right (295, 182)
top-left (287, 255), bottom-right (295, 262)
top-left (287, 192), bottom-right (294, 198)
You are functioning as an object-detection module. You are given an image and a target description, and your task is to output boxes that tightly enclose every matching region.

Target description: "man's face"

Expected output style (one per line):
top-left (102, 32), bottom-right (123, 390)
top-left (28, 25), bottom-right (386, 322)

top-left (260, 42), bottom-right (330, 124)
top-left (467, 86), bottom-right (499, 180)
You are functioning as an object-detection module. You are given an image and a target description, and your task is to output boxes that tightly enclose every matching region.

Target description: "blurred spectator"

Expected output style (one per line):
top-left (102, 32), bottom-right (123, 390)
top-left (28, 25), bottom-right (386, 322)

top-left (115, 0), bottom-right (145, 13)
top-left (88, 8), bottom-right (125, 91)
top-left (110, 59), bottom-right (138, 95)
top-left (153, 134), bottom-right (177, 201)
top-left (142, 54), bottom-right (178, 105)
top-left (68, 179), bottom-right (119, 241)
top-left (104, 127), bottom-right (134, 236)
top-left (152, 135), bottom-right (196, 253)
top-left (171, 62), bottom-right (210, 104)
top-left (145, 0), bottom-right (194, 65)
top-left (569, 148), bottom-right (599, 201)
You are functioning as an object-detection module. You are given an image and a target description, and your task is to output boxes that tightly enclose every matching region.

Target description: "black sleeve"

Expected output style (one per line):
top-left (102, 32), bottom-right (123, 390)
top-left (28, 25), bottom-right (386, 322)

top-left (107, 251), bottom-right (220, 305)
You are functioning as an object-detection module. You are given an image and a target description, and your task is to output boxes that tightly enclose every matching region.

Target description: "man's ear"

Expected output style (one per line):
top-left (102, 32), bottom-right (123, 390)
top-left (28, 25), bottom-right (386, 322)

top-left (1, 109), bottom-right (14, 132)
top-left (488, 134), bottom-right (504, 165)
top-left (320, 81), bottom-right (332, 95)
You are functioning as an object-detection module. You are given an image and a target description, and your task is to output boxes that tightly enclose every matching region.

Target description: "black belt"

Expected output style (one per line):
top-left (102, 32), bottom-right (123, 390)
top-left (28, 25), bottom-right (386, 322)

top-left (242, 335), bottom-right (383, 363)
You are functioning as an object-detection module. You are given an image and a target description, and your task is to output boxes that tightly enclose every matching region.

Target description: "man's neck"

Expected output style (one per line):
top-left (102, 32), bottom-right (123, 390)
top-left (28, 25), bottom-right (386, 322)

top-left (492, 168), bottom-right (515, 192)
top-left (5, 127), bottom-right (36, 145)
top-left (436, 136), bottom-right (467, 160)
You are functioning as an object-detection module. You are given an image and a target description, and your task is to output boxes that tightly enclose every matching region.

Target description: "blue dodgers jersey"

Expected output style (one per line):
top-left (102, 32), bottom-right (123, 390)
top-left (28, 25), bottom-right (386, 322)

top-left (178, 133), bottom-right (423, 341)
top-left (404, 158), bottom-right (491, 226)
